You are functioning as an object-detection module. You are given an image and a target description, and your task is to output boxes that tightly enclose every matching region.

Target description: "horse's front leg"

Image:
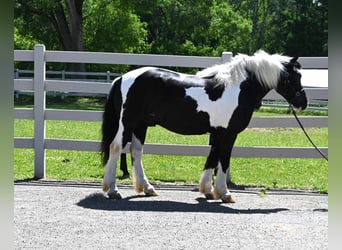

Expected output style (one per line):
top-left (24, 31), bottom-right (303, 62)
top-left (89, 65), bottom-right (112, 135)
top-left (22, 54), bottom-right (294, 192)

top-left (214, 163), bottom-right (235, 203)
top-left (199, 141), bottom-right (218, 199)
top-left (131, 132), bottom-right (157, 196)
top-left (213, 133), bottom-right (237, 203)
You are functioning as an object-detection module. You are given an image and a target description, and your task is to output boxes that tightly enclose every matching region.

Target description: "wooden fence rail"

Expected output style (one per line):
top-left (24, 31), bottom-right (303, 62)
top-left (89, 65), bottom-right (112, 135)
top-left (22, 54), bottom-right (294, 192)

top-left (14, 44), bottom-right (328, 179)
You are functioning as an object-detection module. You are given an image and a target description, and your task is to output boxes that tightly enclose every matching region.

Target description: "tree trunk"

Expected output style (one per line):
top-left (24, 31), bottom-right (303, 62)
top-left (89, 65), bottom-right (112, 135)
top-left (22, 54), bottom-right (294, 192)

top-left (65, 0), bottom-right (83, 51)
top-left (65, 0), bottom-right (85, 77)
top-left (49, 0), bottom-right (85, 77)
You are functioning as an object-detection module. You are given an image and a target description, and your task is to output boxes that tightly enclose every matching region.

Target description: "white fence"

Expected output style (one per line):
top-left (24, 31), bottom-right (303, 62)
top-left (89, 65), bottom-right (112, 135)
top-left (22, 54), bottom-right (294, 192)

top-left (14, 44), bottom-right (328, 179)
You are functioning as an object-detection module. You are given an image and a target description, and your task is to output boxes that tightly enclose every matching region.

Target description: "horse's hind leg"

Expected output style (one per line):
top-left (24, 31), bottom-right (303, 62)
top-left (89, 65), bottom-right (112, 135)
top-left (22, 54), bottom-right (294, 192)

top-left (102, 123), bottom-right (124, 199)
top-left (131, 127), bottom-right (157, 196)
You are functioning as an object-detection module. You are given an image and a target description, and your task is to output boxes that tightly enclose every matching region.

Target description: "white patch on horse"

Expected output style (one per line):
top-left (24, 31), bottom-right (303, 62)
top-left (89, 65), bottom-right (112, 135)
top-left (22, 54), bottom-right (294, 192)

top-left (186, 84), bottom-right (240, 128)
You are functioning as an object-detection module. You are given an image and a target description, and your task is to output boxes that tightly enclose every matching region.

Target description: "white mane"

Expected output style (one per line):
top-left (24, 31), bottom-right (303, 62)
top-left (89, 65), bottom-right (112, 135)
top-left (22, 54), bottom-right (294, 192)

top-left (197, 50), bottom-right (291, 89)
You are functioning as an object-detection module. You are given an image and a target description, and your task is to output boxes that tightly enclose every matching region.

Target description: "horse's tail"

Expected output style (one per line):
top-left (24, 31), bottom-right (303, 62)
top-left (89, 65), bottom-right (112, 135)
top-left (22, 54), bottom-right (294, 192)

top-left (101, 77), bottom-right (123, 166)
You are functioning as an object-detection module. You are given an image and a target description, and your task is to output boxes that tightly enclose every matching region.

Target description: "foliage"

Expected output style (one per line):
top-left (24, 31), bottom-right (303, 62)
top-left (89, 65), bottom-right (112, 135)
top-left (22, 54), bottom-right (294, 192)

top-left (14, 0), bottom-right (328, 71)
top-left (83, 0), bottom-right (148, 53)
top-left (15, 0), bottom-right (76, 51)
top-left (208, 1), bottom-right (252, 55)
top-left (129, 0), bottom-right (252, 56)
top-left (282, 0), bottom-right (328, 56)
top-left (82, 0), bottom-right (149, 72)
top-left (229, 0), bottom-right (328, 55)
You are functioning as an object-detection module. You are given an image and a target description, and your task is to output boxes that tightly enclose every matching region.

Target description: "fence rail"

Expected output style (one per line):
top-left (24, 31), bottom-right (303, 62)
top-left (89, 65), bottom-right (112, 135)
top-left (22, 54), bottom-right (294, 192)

top-left (14, 44), bottom-right (328, 179)
top-left (14, 69), bottom-right (120, 83)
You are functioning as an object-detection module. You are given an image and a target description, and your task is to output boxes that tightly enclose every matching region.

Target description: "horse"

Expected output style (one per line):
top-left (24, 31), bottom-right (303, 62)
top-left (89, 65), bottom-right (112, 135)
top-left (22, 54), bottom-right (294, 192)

top-left (101, 50), bottom-right (307, 203)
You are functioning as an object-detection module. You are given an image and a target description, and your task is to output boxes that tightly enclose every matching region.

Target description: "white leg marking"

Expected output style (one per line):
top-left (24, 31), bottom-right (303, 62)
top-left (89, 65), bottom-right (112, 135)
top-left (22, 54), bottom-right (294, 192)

top-left (214, 164), bottom-right (235, 203)
top-left (102, 122), bottom-right (124, 199)
top-left (102, 142), bottom-right (121, 195)
top-left (199, 169), bottom-right (214, 198)
top-left (131, 134), bottom-right (157, 196)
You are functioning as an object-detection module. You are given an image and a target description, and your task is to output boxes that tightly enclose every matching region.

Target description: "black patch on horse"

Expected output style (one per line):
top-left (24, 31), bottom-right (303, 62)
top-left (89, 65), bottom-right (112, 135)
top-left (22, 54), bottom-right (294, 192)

top-left (153, 68), bottom-right (207, 88)
top-left (203, 76), bottom-right (225, 101)
top-left (124, 68), bottom-right (212, 135)
top-left (141, 68), bottom-right (224, 101)
top-left (205, 82), bottom-right (225, 101)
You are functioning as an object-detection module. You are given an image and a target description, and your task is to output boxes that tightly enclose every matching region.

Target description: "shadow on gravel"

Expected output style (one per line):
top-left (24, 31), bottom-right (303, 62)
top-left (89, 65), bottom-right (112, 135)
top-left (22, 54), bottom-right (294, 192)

top-left (76, 193), bottom-right (289, 214)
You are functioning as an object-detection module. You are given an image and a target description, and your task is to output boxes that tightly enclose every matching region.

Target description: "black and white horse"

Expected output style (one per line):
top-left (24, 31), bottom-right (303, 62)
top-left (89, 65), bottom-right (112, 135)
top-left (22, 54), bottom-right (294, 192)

top-left (101, 50), bottom-right (307, 203)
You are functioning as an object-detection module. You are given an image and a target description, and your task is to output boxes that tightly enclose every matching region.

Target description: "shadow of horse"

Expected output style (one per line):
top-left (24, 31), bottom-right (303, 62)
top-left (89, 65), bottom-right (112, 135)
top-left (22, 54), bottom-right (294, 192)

top-left (76, 193), bottom-right (289, 214)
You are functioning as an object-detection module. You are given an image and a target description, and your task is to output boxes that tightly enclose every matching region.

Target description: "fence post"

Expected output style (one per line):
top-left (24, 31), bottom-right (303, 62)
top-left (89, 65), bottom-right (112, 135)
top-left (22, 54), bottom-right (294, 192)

top-left (221, 51), bottom-right (233, 63)
top-left (14, 68), bottom-right (19, 78)
top-left (33, 44), bottom-right (46, 179)
top-left (106, 71), bottom-right (111, 82)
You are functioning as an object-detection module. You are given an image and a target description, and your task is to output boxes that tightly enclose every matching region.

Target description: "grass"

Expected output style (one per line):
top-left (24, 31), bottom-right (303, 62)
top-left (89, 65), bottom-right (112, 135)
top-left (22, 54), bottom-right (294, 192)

top-left (14, 95), bottom-right (328, 193)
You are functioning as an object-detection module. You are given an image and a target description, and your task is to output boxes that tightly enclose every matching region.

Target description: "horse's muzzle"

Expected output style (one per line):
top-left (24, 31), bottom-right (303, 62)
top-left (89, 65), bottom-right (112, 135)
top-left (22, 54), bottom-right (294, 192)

top-left (292, 101), bottom-right (307, 111)
top-left (291, 90), bottom-right (307, 111)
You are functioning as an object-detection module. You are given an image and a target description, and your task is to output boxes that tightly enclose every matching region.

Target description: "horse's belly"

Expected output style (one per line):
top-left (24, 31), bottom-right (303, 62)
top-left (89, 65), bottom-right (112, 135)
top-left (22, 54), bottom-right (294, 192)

top-left (156, 110), bottom-right (211, 135)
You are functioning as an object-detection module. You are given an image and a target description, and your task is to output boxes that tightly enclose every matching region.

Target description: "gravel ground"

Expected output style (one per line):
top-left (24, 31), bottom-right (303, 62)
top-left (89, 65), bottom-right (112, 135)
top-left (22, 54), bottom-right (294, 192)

top-left (14, 180), bottom-right (328, 250)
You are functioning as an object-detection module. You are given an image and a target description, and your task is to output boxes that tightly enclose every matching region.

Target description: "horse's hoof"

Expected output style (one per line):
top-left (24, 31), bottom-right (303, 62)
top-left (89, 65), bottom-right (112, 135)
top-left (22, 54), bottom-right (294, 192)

top-left (204, 192), bottom-right (215, 200)
top-left (144, 188), bottom-right (158, 197)
top-left (108, 191), bottom-right (122, 200)
top-left (221, 195), bottom-right (235, 203)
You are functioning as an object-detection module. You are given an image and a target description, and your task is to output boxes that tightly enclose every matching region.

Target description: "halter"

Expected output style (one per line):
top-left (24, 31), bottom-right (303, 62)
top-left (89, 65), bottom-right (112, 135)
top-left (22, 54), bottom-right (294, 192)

top-left (282, 72), bottom-right (305, 103)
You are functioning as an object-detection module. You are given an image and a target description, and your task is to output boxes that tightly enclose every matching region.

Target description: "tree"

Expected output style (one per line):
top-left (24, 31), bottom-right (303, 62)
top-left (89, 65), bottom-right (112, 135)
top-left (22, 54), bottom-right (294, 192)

top-left (15, 0), bottom-right (327, 74)
top-left (282, 0), bottom-right (328, 56)
top-left (132, 0), bottom-right (252, 56)
top-left (82, 0), bottom-right (149, 72)
top-left (15, 0), bottom-right (149, 73)
top-left (229, 0), bottom-right (328, 56)
top-left (208, 1), bottom-right (252, 55)
top-left (16, 0), bottom-right (84, 52)
top-left (15, 0), bottom-right (85, 72)
top-left (83, 0), bottom-right (148, 54)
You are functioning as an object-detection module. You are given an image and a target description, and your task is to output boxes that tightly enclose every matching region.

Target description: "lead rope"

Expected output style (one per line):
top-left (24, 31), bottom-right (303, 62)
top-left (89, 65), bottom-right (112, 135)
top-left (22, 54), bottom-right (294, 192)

top-left (290, 105), bottom-right (328, 161)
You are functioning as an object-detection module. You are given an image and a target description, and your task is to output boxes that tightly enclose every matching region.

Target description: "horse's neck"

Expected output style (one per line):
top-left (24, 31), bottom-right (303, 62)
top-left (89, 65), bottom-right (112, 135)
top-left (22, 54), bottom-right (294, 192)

top-left (240, 76), bottom-right (273, 107)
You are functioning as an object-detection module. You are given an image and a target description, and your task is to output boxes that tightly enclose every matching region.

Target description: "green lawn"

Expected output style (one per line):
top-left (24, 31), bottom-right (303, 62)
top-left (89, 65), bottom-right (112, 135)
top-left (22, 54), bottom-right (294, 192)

top-left (14, 96), bottom-right (328, 193)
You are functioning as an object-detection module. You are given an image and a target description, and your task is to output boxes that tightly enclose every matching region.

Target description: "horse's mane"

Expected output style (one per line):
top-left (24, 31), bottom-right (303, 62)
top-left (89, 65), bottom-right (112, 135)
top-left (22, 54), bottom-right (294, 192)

top-left (197, 50), bottom-right (291, 89)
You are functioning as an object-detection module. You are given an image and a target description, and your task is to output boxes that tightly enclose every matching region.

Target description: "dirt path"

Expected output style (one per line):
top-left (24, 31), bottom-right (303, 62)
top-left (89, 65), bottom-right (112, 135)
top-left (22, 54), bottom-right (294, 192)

top-left (14, 180), bottom-right (328, 249)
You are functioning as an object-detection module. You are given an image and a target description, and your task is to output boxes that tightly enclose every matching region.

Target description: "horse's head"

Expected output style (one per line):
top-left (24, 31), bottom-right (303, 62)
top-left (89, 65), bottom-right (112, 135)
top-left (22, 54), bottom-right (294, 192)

top-left (276, 57), bottom-right (307, 110)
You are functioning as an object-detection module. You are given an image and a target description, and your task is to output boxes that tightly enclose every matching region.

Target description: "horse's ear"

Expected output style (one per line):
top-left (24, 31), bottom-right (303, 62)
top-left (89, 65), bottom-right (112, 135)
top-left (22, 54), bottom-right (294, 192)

top-left (290, 57), bottom-right (299, 63)
top-left (288, 56), bottom-right (301, 69)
